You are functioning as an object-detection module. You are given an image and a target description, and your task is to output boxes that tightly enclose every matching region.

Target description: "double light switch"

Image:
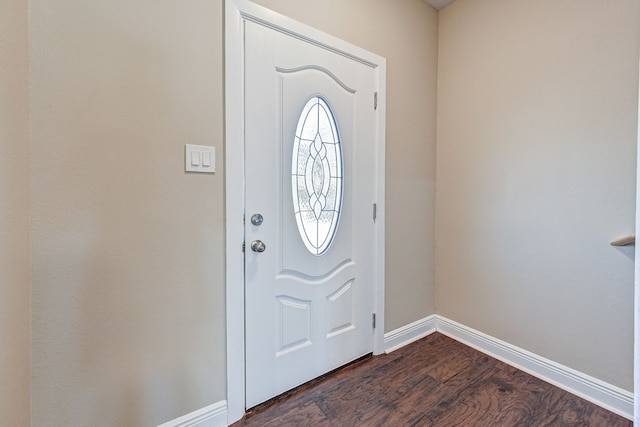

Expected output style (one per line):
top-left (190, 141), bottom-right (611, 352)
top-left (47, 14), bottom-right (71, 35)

top-left (185, 144), bottom-right (215, 173)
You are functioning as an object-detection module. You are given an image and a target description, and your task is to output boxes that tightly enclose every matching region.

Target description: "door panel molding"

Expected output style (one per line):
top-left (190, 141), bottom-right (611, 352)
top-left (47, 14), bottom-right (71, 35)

top-left (225, 0), bottom-right (386, 423)
top-left (276, 66), bottom-right (357, 94)
top-left (277, 259), bottom-right (355, 284)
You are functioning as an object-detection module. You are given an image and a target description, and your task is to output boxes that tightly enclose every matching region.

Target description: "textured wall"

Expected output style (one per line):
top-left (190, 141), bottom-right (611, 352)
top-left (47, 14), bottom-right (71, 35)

top-left (29, 1), bottom-right (225, 425)
top-left (27, 0), bottom-right (437, 424)
top-left (0, 0), bottom-right (31, 425)
top-left (253, 0), bottom-right (439, 332)
top-left (436, 0), bottom-right (639, 391)
top-left (26, 0), bottom-right (635, 424)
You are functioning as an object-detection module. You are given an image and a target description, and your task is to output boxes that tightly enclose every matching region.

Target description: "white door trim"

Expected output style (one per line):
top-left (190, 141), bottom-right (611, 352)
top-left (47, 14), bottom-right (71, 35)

top-left (224, 0), bottom-right (386, 423)
top-left (634, 51), bottom-right (640, 425)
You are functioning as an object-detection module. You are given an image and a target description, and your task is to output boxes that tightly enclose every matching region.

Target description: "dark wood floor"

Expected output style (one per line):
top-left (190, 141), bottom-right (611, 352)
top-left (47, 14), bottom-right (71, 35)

top-left (231, 333), bottom-right (631, 427)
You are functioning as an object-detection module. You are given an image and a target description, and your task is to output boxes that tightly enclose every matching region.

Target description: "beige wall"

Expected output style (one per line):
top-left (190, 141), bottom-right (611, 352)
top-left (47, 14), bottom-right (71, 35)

top-left (254, 0), bottom-right (439, 332)
top-left (0, 0), bottom-right (31, 425)
top-left (28, 0), bottom-right (438, 425)
top-left (436, 0), bottom-right (639, 391)
top-left (23, 0), bottom-right (637, 424)
top-left (29, 1), bottom-right (225, 425)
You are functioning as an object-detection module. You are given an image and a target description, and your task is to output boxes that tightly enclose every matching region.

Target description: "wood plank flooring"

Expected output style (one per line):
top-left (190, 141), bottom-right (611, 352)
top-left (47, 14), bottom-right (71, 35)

top-left (231, 333), bottom-right (631, 426)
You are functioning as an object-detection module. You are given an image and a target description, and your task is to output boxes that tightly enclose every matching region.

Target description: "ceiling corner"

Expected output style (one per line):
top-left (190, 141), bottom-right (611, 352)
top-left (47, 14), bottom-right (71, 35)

top-left (424, 0), bottom-right (456, 11)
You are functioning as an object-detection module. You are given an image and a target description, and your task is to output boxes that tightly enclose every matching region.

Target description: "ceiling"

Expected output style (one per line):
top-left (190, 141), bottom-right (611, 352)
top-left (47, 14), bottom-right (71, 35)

top-left (424, 0), bottom-right (456, 10)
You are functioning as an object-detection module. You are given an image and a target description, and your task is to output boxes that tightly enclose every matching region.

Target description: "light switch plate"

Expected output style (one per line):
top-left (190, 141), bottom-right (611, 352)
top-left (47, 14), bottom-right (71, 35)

top-left (185, 144), bottom-right (215, 173)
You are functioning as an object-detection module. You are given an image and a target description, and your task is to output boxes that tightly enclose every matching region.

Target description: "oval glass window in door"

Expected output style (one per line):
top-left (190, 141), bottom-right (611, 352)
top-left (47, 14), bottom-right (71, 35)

top-left (292, 96), bottom-right (343, 255)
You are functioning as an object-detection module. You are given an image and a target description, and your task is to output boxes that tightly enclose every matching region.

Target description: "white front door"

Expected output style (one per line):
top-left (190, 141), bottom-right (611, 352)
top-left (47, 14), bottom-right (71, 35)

top-left (244, 18), bottom-right (382, 407)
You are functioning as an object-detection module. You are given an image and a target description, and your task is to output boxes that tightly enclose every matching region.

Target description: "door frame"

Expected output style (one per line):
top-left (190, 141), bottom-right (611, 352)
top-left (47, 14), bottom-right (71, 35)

top-left (225, 0), bottom-right (386, 422)
top-left (634, 52), bottom-right (639, 425)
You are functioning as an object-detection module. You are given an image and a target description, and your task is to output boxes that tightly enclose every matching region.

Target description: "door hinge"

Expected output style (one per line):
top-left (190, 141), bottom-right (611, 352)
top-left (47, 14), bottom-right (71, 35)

top-left (373, 203), bottom-right (377, 222)
top-left (372, 313), bottom-right (377, 329)
top-left (374, 92), bottom-right (378, 110)
top-left (242, 242), bottom-right (246, 252)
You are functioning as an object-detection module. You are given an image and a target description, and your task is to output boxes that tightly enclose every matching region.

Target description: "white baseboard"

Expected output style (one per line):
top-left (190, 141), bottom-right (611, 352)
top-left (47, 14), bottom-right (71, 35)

top-left (383, 315), bottom-right (633, 420)
top-left (384, 315), bottom-right (437, 353)
top-left (165, 316), bottom-right (632, 426)
top-left (436, 316), bottom-right (633, 420)
top-left (157, 400), bottom-right (227, 427)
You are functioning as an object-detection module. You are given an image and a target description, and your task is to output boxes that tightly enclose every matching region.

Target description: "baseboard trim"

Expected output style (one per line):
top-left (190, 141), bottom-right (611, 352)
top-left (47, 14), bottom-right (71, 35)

top-left (435, 316), bottom-right (633, 421)
top-left (167, 316), bottom-right (632, 425)
top-left (157, 400), bottom-right (227, 427)
top-left (384, 314), bottom-right (437, 353)
top-left (383, 315), bottom-right (632, 420)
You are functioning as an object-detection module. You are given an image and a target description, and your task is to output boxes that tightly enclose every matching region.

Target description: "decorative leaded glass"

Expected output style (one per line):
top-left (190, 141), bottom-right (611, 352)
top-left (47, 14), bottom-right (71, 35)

top-left (292, 96), bottom-right (343, 255)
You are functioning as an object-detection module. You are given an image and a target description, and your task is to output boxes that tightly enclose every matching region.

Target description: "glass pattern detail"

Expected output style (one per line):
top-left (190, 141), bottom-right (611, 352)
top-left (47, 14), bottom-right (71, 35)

top-left (292, 96), bottom-right (343, 255)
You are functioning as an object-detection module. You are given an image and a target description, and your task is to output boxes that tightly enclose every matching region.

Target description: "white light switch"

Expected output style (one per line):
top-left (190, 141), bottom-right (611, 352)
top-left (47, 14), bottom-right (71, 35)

top-left (185, 144), bottom-right (215, 173)
top-left (191, 151), bottom-right (201, 166)
top-left (202, 151), bottom-right (211, 167)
